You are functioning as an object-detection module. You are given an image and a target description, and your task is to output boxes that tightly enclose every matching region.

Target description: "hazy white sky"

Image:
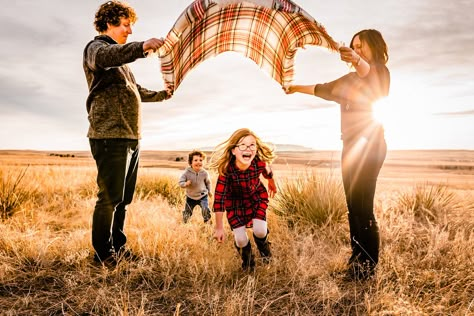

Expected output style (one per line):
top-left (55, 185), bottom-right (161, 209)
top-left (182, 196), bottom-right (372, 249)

top-left (1, 0), bottom-right (473, 151)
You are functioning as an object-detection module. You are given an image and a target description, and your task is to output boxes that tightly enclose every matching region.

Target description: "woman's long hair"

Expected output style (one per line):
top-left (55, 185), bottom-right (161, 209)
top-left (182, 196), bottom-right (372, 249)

top-left (350, 29), bottom-right (389, 64)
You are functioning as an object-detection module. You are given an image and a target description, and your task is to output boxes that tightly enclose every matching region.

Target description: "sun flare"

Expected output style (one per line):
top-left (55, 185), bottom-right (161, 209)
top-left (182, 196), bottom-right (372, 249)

top-left (371, 75), bottom-right (437, 149)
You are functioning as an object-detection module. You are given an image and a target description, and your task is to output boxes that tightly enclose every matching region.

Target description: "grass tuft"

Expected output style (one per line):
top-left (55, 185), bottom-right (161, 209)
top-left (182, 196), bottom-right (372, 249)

top-left (0, 167), bottom-right (32, 220)
top-left (396, 183), bottom-right (462, 224)
top-left (135, 174), bottom-right (185, 207)
top-left (271, 170), bottom-right (346, 227)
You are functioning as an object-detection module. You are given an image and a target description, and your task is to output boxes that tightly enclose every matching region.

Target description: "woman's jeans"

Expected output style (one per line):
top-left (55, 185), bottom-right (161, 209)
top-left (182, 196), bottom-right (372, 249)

top-left (89, 139), bottom-right (139, 260)
top-left (341, 132), bottom-right (386, 268)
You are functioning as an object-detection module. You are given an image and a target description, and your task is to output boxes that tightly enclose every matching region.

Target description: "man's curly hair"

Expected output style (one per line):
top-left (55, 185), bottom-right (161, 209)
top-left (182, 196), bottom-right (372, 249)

top-left (94, 0), bottom-right (137, 33)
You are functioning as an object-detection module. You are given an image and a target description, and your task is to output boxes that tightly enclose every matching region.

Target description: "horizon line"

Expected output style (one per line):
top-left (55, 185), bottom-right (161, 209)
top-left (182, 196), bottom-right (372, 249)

top-left (1, 148), bottom-right (473, 153)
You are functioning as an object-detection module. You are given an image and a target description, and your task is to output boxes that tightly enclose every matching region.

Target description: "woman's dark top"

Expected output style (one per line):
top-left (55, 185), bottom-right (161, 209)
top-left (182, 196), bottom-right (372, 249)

top-left (314, 63), bottom-right (390, 143)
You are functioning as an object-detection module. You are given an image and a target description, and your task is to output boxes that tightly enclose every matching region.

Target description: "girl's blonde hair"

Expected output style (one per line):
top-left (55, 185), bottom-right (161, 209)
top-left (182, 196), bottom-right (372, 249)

top-left (209, 128), bottom-right (276, 176)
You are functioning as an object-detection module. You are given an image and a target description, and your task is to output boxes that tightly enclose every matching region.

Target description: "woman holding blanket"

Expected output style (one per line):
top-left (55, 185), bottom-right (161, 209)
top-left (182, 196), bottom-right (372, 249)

top-left (285, 29), bottom-right (390, 280)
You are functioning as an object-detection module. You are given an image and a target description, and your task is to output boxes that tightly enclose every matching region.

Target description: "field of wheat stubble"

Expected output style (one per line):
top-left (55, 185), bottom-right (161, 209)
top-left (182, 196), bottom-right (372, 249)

top-left (0, 149), bottom-right (473, 315)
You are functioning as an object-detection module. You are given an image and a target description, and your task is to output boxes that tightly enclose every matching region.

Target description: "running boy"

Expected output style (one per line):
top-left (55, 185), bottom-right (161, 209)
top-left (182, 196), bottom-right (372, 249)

top-left (178, 150), bottom-right (212, 223)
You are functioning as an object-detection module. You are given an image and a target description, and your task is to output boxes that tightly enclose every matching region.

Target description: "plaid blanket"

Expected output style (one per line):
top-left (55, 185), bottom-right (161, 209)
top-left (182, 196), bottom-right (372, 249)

top-left (158, 0), bottom-right (338, 93)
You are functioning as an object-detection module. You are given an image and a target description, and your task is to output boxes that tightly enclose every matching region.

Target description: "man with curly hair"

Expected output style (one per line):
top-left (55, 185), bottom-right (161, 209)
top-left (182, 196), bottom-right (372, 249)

top-left (83, 0), bottom-right (171, 265)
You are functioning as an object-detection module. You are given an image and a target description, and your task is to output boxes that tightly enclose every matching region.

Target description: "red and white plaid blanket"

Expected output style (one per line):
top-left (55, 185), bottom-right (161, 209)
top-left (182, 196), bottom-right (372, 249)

top-left (158, 0), bottom-right (338, 93)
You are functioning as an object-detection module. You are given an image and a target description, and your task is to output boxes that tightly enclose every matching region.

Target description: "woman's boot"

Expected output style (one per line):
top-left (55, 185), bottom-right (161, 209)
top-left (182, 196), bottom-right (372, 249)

top-left (347, 213), bottom-right (362, 265)
top-left (347, 218), bottom-right (379, 280)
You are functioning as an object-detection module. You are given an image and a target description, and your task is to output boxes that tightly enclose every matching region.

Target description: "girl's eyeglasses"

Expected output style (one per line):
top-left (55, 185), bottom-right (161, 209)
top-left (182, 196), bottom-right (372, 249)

top-left (235, 144), bottom-right (256, 151)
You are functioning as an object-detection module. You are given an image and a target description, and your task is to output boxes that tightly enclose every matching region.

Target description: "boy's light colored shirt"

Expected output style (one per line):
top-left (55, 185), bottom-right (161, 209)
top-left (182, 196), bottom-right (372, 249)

top-left (178, 167), bottom-right (212, 200)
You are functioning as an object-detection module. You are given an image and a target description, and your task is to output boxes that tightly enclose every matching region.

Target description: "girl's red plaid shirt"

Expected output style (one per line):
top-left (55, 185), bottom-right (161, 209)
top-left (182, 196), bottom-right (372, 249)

top-left (213, 157), bottom-right (273, 229)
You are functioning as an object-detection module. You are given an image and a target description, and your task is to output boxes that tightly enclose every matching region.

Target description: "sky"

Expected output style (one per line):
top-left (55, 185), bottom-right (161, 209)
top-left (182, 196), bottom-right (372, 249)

top-left (1, 0), bottom-right (473, 152)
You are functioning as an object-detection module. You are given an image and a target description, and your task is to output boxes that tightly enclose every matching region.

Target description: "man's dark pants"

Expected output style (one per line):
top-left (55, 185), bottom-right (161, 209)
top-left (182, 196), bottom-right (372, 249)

top-left (89, 138), bottom-right (139, 260)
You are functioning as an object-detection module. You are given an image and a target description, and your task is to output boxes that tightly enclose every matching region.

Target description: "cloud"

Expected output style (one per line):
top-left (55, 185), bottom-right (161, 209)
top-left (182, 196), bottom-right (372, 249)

top-left (434, 109), bottom-right (474, 117)
top-left (0, 75), bottom-right (44, 114)
top-left (389, 0), bottom-right (473, 78)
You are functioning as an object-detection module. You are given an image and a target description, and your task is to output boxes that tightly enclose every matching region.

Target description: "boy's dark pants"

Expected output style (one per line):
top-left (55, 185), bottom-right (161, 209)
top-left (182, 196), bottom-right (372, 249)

top-left (183, 195), bottom-right (211, 223)
top-left (89, 139), bottom-right (139, 261)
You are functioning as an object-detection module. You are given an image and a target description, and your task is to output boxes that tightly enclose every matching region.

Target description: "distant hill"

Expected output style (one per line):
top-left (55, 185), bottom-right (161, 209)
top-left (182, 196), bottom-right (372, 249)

top-left (271, 144), bottom-right (315, 152)
top-left (200, 144), bottom-right (315, 152)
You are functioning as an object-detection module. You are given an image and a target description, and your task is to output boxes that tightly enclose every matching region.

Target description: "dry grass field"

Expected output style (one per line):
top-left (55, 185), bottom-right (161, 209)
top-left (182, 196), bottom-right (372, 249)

top-left (0, 149), bottom-right (473, 315)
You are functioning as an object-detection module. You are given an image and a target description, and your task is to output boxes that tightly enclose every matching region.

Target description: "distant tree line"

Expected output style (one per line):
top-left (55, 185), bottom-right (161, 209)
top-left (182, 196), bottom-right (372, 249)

top-left (49, 153), bottom-right (75, 158)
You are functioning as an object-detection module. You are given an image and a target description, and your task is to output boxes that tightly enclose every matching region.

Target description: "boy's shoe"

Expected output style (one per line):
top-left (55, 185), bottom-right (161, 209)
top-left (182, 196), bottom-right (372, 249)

top-left (183, 211), bottom-right (192, 224)
top-left (202, 211), bottom-right (211, 223)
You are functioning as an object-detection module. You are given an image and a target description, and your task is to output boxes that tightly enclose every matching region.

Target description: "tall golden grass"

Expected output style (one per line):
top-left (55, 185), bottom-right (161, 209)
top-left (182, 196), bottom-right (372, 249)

top-left (0, 155), bottom-right (473, 315)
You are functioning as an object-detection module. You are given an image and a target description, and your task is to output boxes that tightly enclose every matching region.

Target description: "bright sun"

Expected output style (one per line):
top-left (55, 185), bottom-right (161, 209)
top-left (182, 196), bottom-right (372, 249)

top-left (371, 77), bottom-right (434, 149)
top-left (372, 97), bottom-right (392, 127)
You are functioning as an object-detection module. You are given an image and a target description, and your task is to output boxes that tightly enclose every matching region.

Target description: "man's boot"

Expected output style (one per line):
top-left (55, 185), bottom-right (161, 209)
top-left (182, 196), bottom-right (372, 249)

top-left (235, 241), bottom-right (255, 271)
top-left (253, 232), bottom-right (272, 264)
